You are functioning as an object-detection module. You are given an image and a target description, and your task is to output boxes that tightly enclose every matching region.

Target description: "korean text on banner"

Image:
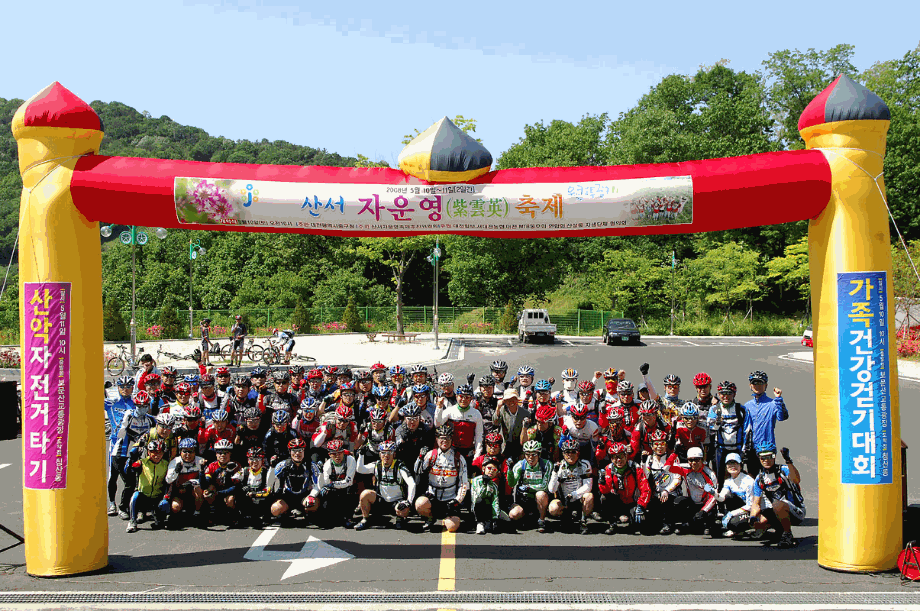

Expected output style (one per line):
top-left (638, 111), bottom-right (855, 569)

top-left (837, 271), bottom-right (892, 485)
top-left (23, 282), bottom-right (71, 489)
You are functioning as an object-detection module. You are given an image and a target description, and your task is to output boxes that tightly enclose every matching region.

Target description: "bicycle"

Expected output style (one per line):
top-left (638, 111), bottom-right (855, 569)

top-left (219, 337), bottom-right (265, 364)
top-left (155, 344), bottom-right (201, 365)
top-left (105, 344), bottom-right (146, 377)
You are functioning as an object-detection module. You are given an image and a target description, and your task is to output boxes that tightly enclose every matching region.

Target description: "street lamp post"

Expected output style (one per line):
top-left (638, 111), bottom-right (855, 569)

top-left (188, 238), bottom-right (206, 339)
top-left (426, 239), bottom-right (442, 350)
top-left (100, 225), bottom-right (167, 363)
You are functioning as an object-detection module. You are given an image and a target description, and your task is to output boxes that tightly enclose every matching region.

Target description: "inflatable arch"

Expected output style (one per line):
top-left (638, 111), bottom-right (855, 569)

top-left (13, 77), bottom-right (898, 575)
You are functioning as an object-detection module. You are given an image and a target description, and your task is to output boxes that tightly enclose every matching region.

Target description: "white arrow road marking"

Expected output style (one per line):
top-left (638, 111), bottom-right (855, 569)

top-left (0, 464), bottom-right (10, 471)
top-left (244, 526), bottom-right (353, 580)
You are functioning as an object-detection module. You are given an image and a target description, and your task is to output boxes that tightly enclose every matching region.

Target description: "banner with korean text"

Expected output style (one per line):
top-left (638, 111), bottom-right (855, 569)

top-left (837, 271), bottom-right (892, 485)
top-left (23, 282), bottom-right (71, 489)
top-left (174, 175), bottom-right (693, 233)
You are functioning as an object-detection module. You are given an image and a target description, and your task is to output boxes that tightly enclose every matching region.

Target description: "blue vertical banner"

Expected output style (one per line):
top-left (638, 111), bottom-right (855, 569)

top-left (837, 271), bottom-right (892, 485)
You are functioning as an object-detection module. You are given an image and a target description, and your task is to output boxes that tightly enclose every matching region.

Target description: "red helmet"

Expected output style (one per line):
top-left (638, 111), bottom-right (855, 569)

top-left (535, 404), bottom-right (556, 423)
top-left (484, 432), bottom-right (503, 445)
top-left (324, 365), bottom-right (339, 375)
top-left (288, 437), bottom-right (306, 450)
top-left (143, 373), bottom-right (161, 386)
top-left (692, 372), bottom-right (712, 387)
top-left (307, 369), bottom-right (323, 380)
top-left (199, 374), bottom-right (215, 387)
top-left (216, 366), bottom-right (230, 376)
top-left (371, 362), bottom-right (386, 372)
top-left (326, 438), bottom-right (345, 452)
top-left (650, 429), bottom-right (669, 443)
top-left (608, 442), bottom-right (628, 456)
top-left (184, 405), bottom-right (202, 419)
top-left (577, 380), bottom-right (595, 393)
top-left (605, 406), bottom-right (624, 421)
top-left (570, 404), bottom-right (589, 419)
top-left (133, 390), bottom-right (151, 406)
top-left (335, 405), bottom-right (354, 421)
top-left (175, 382), bottom-right (192, 395)
top-left (639, 400), bottom-right (658, 415)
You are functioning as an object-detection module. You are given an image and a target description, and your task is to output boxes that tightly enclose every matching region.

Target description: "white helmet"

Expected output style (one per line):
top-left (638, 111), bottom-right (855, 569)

top-left (438, 373), bottom-right (454, 385)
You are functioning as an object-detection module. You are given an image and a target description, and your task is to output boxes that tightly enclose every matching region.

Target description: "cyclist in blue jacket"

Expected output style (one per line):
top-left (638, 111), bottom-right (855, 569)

top-left (105, 375), bottom-right (136, 517)
top-left (742, 371), bottom-right (787, 476)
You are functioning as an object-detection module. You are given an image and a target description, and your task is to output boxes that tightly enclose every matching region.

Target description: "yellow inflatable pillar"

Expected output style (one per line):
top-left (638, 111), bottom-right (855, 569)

top-left (803, 75), bottom-right (901, 571)
top-left (13, 83), bottom-right (107, 575)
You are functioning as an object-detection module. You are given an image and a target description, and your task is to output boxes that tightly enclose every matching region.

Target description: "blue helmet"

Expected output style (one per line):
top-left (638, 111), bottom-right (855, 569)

top-left (178, 437), bottom-right (197, 450)
top-left (749, 370), bottom-right (768, 383)
top-left (401, 403), bottom-right (422, 418)
top-left (679, 404), bottom-right (698, 418)
top-left (412, 384), bottom-right (431, 396)
top-left (390, 365), bottom-right (407, 377)
top-left (518, 365), bottom-right (535, 376)
top-left (373, 385), bottom-right (393, 399)
top-left (299, 397), bottom-right (318, 413)
top-left (184, 374), bottom-right (199, 384)
top-left (534, 379), bottom-right (552, 392)
top-left (211, 409), bottom-right (230, 422)
top-left (272, 410), bottom-right (290, 425)
top-left (755, 442), bottom-right (777, 455)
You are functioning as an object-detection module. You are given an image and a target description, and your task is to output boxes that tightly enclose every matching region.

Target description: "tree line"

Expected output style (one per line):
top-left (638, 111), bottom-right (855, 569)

top-left (0, 43), bottom-right (917, 337)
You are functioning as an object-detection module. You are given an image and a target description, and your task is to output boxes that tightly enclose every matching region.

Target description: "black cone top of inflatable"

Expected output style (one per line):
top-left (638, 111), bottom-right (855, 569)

top-left (798, 74), bottom-right (890, 131)
top-left (398, 117), bottom-right (493, 182)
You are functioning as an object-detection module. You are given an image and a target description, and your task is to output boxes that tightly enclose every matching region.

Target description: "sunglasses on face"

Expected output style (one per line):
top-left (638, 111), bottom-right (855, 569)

top-left (563, 450), bottom-right (579, 455)
top-left (573, 416), bottom-right (587, 421)
top-left (688, 458), bottom-right (703, 463)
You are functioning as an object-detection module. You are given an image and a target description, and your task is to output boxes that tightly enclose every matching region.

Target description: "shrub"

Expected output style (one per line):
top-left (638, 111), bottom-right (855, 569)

top-left (292, 302), bottom-right (314, 335)
top-left (102, 298), bottom-right (128, 341)
top-left (499, 301), bottom-right (517, 333)
top-left (0, 349), bottom-right (21, 368)
top-left (343, 296), bottom-right (365, 333)
top-left (156, 298), bottom-right (185, 339)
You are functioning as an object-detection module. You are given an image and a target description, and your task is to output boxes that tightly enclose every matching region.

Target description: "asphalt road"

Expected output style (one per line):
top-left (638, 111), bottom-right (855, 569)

top-left (1, 336), bottom-right (918, 602)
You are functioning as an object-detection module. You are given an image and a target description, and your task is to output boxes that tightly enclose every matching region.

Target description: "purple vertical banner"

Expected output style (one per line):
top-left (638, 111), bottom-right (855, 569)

top-left (23, 282), bottom-right (71, 490)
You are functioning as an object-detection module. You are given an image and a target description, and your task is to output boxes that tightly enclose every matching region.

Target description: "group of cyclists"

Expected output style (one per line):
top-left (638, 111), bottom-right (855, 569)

top-left (104, 357), bottom-right (803, 549)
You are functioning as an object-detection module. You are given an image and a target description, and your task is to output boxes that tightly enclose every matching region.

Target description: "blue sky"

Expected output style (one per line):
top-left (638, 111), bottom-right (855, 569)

top-left (5, 0), bottom-right (918, 166)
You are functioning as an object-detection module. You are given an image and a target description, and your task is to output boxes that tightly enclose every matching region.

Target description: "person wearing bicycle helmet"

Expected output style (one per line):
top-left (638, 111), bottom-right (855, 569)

top-left (312, 401), bottom-right (363, 459)
top-left (222, 375), bottom-right (255, 426)
top-left (667, 446), bottom-right (719, 536)
top-left (415, 424), bottom-right (470, 533)
top-left (230, 315), bottom-right (247, 368)
top-left (125, 438), bottom-right (170, 532)
top-left (310, 438), bottom-right (358, 528)
top-left (395, 383), bottom-right (436, 428)
top-left (435, 383), bottom-right (483, 466)
top-left (521, 393), bottom-right (562, 464)
top-left (658, 374), bottom-right (684, 424)
top-left (507, 439), bottom-right (553, 533)
top-left (289, 365), bottom-right (307, 396)
top-left (203, 439), bottom-right (242, 526)
top-left (592, 367), bottom-right (620, 405)
top-left (291, 399), bottom-right (322, 461)
top-left (320, 365), bottom-right (339, 394)
top-left (105, 375), bottom-right (137, 517)
top-left (707, 381), bottom-right (748, 484)
top-left (195, 374), bottom-right (223, 425)
top-left (134, 412), bottom-right (179, 463)
top-left (271, 438), bottom-right (321, 525)
top-left (629, 400), bottom-right (672, 463)
top-left (598, 442), bottom-right (651, 535)
top-left (248, 367), bottom-right (269, 402)
top-left (742, 371), bottom-right (788, 477)
top-left (199, 409), bottom-right (235, 464)
top-left (393, 401), bottom-right (434, 468)
top-left (673, 403), bottom-right (709, 466)
top-left (595, 407), bottom-right (630, 470)
top-left (515, 365), bottom-right (536, 401)
top-left (690, 372), bottom-right (718, 416)
top-left (359, 407), bottom-right (395, 470)
top-left (231, 447), bottom-right (272, 527)
top-left (165, 437), bottom-right (208, 527)
top-left (173, 403), bottom-right (204, 452)
top-left (573, 380), bottom-right (601, 425)
top-left (354, 439), bottom-right (416, 531)
top-left (264, 370), bottom-right (299, 424)
top-left (133, 354), bottom-right (159, 393)
top-left (215, 367), bottom-right (232, 395)
top-left (749, 443), bottom-right (804, 548)
top-left (110, 391), bottom-right (157, 520)
top-left (303, 368), bottom-right (325, 402)
top-left (548, 438), bottom-right (594, 534)
top-left (560, 403), bottom-right (600, 464)
top-left (389, 365), bottom-right (409, 396)
top-left (167, 382), bottom-right (193, 421)
top-left (603, 380), bottom-right (641, 434)
top-left (552, 368), bottom-right (581, 413)
top-left (159, 365), bottom-right (178, 402)
top-left (643, 429), bottom-right (682, 535)
top-left (263, 410), bottom-right (299, 468)
top-left (141, 373), bottom-right (166, 416)
top-left (489, 360), bottom-right (510, 392)
top-left (183, 373), bottom-right (201, 395)
top-left (471, 458), bottom-right (506, 534)
top-left (270, 327), bottom-right (296, 365)
top-left (370, 362), bottom-right (388, 386)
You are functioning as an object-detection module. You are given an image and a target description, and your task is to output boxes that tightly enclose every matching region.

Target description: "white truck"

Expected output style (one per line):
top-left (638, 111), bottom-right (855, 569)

top-left (518, 309), bottom-right (557, 344)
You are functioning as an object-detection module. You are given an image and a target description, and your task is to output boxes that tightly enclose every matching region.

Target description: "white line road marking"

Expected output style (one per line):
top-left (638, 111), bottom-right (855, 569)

top-left (683, 341), bottom-right (700, 346)
top-left (564, 341), bottom-right (575, 346)
top-left (0, 464), bottom-right (11, 471)
top-left (244, 526), bottom-right (353, 580)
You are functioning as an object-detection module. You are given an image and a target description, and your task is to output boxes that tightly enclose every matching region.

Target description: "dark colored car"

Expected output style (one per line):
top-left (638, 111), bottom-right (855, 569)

top-left (603, 318), bottom-right (641, 345)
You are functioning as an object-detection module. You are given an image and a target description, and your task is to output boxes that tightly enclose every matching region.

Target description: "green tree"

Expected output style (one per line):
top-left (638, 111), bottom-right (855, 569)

top-left (498, 114), bottom-right (609, 169)
top-left (342, 295), bottom-right (364, 332)
top-left (102, 298), bottom-right (129, 341)
top-left (595, 249), bottom-right (670, 324)
top-left (861, 44), bottom-right (920, 240)
top-left (403, 114), bottom-right (481, 145)
top-left (499, 300), bottom-right (517, 333)
top-left (761, 44), bottom-right (858, 149)
top-left (765, 236), bottom-right (811, 305)
top-left (891, 240), bottom-right (920, 331)
top-left (353, 154), bottom-right (390, 168)
top-left (156, 297), bottom-right (185, 339)
top-left (356, 237), bottom-right (434, 335)
top-left (687, 242), bottom-right (763, 321)
top-left (292, 301), bottom-right (314, 334)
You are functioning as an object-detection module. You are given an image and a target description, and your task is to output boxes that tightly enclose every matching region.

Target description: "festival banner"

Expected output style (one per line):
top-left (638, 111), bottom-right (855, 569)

top-left (837, 271), bottom-right (892, 485)
top-left (174, 175), bottom-right (693, 233)
top-left (23, 282), bottom-right (71, 489)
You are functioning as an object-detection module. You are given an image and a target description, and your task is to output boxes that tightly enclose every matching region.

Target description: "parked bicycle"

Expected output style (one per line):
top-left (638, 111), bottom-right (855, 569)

top-left (105, 344), bottom-right (146, 377)
top-left (219, 337), bottom-right (266, 364)
top-left (155, 344), bottom-right (202, 365)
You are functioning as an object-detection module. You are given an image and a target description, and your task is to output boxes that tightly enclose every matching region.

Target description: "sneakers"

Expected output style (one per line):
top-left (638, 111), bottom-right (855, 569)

top-left (354, 518), bottom-right (369, 531)
top-left (117, 509), bottom-right (130, 521)
top-left (776, 532), bottom-right (797, 549)
top-left (579, 522), bottom-right (590, 535)
top-left (125, 520), bottom-right (138, 533)
top-left (536, 519), bottom-right (548, 533)
top-left (605, 523), bottom-right (618, 535)
top-left (723, 530), bottom-right (735, 538)
top-left (422, 518), bottom-right (436, 532)
top-left (343, 518), bottom-right (356, 529)
top-left (659, 523), bottom-right (674, 535)
top-left (760, 530), bottom-right (782, 546)
top-left (107, 503), bottom-right (118, 516)
top-left (476, 522), bottom-right (487, 535)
